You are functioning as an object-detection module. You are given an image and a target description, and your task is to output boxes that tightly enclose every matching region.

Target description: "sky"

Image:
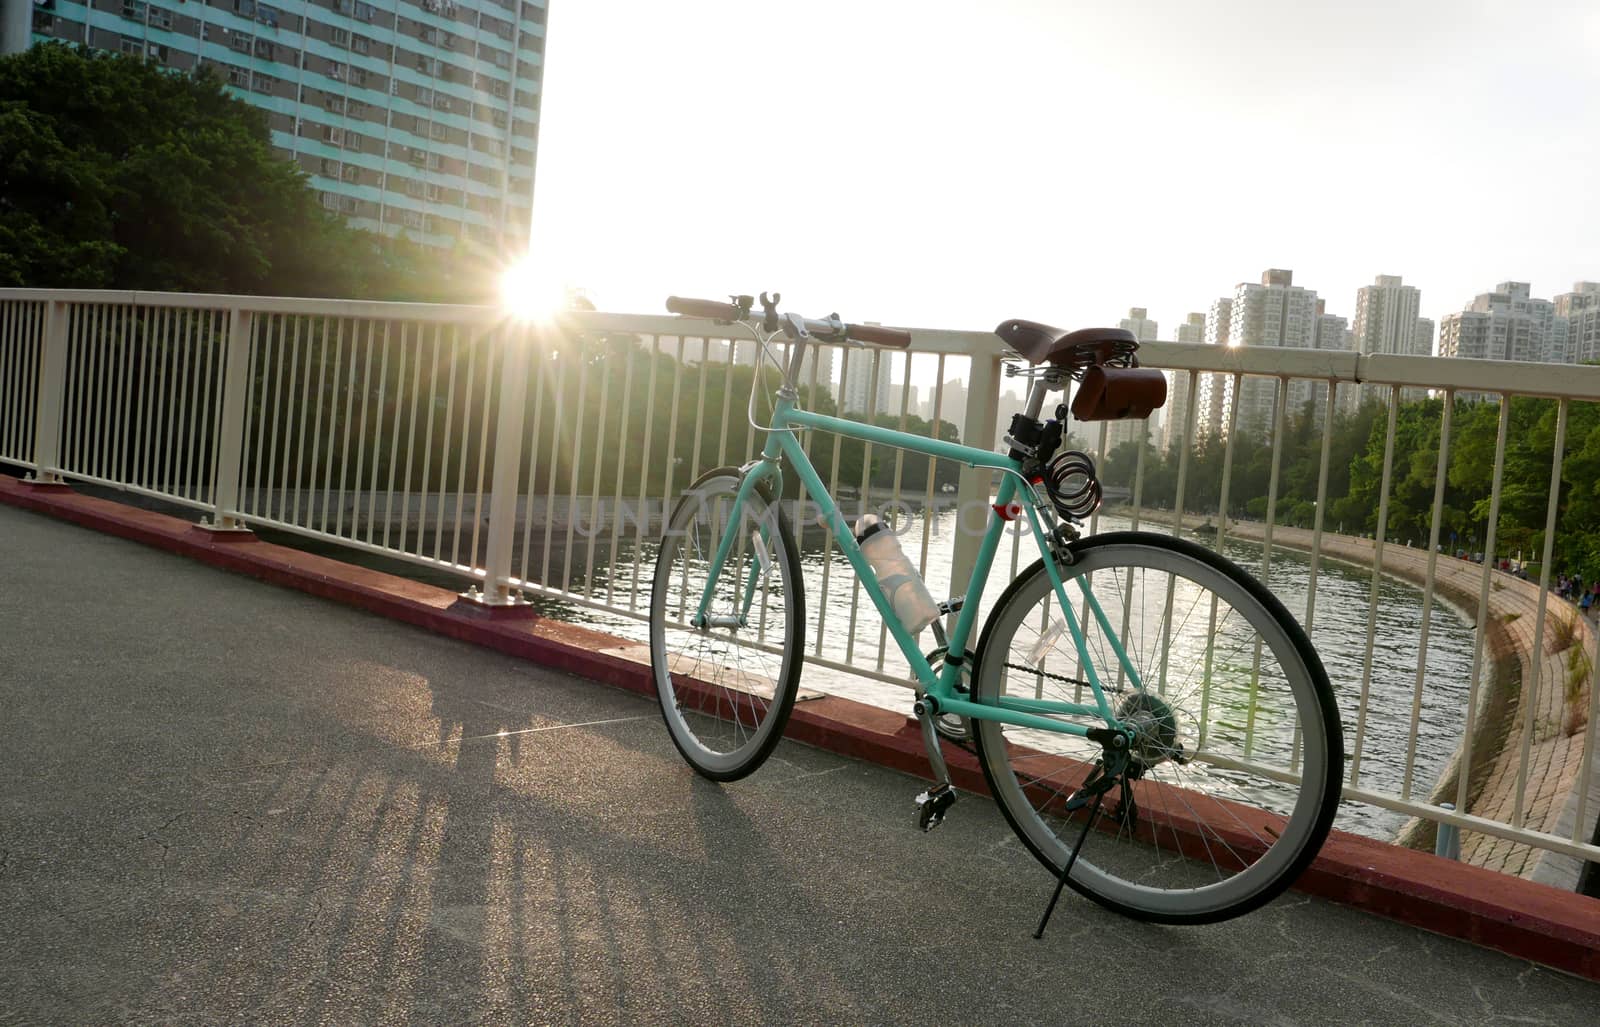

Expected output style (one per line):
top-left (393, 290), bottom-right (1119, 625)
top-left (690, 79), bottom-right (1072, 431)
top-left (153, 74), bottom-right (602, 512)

top-left (529, 0), bottom-right (1600, 342)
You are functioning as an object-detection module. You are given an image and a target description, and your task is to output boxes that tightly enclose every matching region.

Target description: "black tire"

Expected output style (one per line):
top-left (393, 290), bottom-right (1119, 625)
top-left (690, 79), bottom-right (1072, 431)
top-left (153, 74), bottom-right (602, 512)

top-left (970, 531), bottom-right (1343, 924)
top-left (649, 467), bottom-right (805, 780)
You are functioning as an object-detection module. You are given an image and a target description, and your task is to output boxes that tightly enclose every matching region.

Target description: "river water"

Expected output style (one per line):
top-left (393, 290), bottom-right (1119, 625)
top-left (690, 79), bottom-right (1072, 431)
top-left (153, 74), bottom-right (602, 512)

top-left (545, 503), bottom-right (1476, 843)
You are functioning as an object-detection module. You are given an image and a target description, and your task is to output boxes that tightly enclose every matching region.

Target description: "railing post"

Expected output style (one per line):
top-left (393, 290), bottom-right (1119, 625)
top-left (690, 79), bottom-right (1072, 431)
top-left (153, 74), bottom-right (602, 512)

top-left (467, 321), bottom-right (533, 607)
top-left (948, 346), bottom-right (1003, 636)
top-left (1435, 802), bottom-right (1461, 860)
top-left (28, 299), bottom-right (70, 485)
top-left (206, 307), bottom-right (255, 531)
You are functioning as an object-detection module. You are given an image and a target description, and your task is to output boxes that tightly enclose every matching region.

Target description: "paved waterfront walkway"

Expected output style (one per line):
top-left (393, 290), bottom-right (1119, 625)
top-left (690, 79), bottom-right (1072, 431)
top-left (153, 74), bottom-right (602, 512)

top-left (3, 502), bottom-right (1599, 1023)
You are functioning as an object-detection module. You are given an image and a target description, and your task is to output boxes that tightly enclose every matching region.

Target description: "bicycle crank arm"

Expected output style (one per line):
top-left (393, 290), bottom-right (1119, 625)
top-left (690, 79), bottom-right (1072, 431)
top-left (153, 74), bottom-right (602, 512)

top-left (912, 697), bottom-right (957, 831)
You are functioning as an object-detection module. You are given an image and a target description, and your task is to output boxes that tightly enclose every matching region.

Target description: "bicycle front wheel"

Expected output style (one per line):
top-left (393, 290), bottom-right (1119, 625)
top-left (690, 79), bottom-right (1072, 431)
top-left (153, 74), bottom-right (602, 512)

top-left (649, 468), bottom-right (804, 781)
top-left (971, 532), bottom-right (1342, 924)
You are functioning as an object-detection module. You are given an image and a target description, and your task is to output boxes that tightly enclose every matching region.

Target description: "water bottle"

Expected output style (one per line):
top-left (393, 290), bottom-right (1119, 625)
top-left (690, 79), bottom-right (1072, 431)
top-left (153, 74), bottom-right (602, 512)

top-left (855, 514), bottom-right (940, 634)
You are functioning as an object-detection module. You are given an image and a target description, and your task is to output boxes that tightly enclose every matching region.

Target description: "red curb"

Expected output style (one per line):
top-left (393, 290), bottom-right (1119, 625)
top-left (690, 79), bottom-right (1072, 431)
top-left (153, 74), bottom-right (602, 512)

top-left (2, 472), bottom-right (1598, 980)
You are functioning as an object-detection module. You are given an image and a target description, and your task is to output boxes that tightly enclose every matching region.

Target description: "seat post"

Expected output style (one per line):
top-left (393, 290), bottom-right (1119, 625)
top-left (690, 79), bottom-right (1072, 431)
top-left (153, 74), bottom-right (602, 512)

top-left (1023, 377), bottom-right (1052, 421)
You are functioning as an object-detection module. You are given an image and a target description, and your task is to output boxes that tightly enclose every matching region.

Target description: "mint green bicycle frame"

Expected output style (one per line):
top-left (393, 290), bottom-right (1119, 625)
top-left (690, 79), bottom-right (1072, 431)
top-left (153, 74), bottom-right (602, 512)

top-left (691, 383), bottom-right (1145, 739)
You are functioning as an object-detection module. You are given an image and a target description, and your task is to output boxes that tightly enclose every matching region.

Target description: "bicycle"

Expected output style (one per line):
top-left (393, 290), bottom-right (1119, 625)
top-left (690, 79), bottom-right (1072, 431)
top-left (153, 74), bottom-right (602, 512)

top-left (648, 291), bottom-right (1344, 928)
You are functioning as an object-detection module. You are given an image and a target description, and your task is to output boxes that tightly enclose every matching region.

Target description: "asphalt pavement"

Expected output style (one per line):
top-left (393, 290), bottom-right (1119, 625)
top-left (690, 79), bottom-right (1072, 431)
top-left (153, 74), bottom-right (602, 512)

top-left (1, 501), bottom-right (1596, 1025)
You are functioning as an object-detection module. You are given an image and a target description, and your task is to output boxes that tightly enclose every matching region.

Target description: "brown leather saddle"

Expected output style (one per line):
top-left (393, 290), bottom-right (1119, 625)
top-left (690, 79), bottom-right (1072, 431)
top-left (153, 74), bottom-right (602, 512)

top-left (994, 318), bottom-right (1167, 422)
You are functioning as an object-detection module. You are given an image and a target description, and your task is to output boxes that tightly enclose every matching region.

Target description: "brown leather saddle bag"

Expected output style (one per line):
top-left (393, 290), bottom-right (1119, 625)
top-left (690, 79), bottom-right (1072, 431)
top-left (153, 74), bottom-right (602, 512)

top-left (1070, 365), bottom-right (1168, 422)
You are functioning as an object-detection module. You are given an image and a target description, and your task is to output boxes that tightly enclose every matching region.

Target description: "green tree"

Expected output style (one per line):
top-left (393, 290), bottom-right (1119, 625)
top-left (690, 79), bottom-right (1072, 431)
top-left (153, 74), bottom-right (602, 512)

top-left (0, 43), bottom-right (488, 300)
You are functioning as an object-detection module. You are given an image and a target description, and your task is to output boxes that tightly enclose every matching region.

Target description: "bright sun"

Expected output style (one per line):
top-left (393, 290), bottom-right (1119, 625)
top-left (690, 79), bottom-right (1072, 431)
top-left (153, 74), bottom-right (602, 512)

top-left (498, 254), bottom-right (566, 323)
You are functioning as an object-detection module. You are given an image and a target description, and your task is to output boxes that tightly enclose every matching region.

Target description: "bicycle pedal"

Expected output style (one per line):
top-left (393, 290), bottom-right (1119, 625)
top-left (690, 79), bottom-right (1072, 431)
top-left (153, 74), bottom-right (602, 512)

top-left (914, 784), bottom-right (957, 832)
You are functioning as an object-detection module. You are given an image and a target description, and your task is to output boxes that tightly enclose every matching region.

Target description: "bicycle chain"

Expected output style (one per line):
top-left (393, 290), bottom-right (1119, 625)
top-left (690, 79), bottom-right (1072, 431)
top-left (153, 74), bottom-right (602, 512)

top-left (999, 661), bottom-right (1112, 692)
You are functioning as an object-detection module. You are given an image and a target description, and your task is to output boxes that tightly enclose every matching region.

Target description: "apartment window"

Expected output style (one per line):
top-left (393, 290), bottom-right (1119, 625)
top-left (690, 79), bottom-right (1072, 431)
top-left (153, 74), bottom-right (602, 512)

top-left (433, 94), bottom-right (451, 111)
top-left (428, 121), bottom-right (447, 140)
top-left (324, 93), bottom-right (346, 113)
top-left (403, 210), bottom-right (426, 230)
top-left (234, 0), bottom-right (256, 16)
top-left (352, 35), bottom-right (370, 55)
top-left (425, 183), bottom-right (444, 203)
top-left (253, 38), bottom-right (274, 59)
top-left (416, 55), bottom-right (437, 75)
top-left (344, 131), bottom-right (366, 151)
top-left (122, 0), bottom-right (146, 19)
top-left (490, 109), bottom-right (507, 129)
top-left (118, 36), bottom-right (143, 56)
top-left (328, 60), bottom-right (346, 80)
top-left (150, 8), bottom-right (172, 28)
top-left (420, 25), bottom-right (437, 44)
top-left (342, 164), bottom-right (360, 183)
top-left (426, 153), bottom-right (443, 171)
top-left (226, 65), bottom-right (250, 87)
top-left (252, 72), bottom-right (278, 94)
top-left (354, 1), bottom-right (375, 21)
top-left (350, 67), bottom-right (368, 86)
top-left (323, 125), bottom-right (346, 146)
top-left (412, 116), bottom-right (430, 136)
top-left (229, 31), bottom-right (253, 54)
top-left (340, 196), bottom-right (361, 215)
top-left (415, 85), bottom-right (434, 106)
top-left (256, 4), bottom-right (280, 28)
top-left (348, 100), bottom-right (368, 118)
top-left (330, 27), bottom-right (350, 47)
top-left (405, 178), bottom-right (426, 198)
top-left (320, 158), bottom-right (342, 177)
top-left (321, 192), bottom-right (340, 211)
top-left (489, 80), bottom-right (507, 99)
top-left (31, 10), bottom-right (53, 31)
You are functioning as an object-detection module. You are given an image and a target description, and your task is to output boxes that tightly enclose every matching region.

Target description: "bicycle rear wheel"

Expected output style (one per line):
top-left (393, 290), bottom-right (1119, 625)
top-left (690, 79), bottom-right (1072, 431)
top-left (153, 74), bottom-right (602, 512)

top-left (970, 532), bottom-right (1342, 924)
top-left (649, 468), bottom-right (804, 781)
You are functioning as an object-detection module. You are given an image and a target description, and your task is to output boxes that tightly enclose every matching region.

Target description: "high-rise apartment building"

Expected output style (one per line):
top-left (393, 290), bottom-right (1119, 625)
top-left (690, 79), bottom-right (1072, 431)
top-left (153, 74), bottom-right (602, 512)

top-left (9, 0), bottom-right (546, 253)
top-left (1226, 269), bottom-right (1321, 437)
top-left (1439, 282), bottom-right (1563, 364)
top-left (1194, 296), bottom-right (1233, 444)
top-left (939, 377), bottom-right (968, 443)
top-left (1350, 274), bottom-right (1425, 406)
top-left (1118, 307), bottom-right (1158, 343)
top-left (839, 347), bottom-right (893, 417)
top-left (1556, 282), bottom-right (1600, 364)
top-left (1415, 317), bottom-right (1435, 357)
top-left (1554, 281), bottom-right (1600, 318)
top-left (1352, 275), bottom-right (1426, 358)
top-left (1161, 312), bottom-right (1205, 452)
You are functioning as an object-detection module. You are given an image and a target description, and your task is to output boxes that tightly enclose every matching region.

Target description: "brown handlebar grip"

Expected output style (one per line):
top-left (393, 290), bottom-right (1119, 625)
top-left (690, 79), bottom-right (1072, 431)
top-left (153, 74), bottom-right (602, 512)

top-left (666, 296), bottom-right (743, 321)
top-left (846, 323), bottom-right (913, 348)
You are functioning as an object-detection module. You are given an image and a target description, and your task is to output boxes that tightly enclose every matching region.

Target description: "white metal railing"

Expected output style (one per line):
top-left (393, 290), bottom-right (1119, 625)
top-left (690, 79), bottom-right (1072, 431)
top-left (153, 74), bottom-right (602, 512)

top-left (1, 288), bottom-right (1596, 884)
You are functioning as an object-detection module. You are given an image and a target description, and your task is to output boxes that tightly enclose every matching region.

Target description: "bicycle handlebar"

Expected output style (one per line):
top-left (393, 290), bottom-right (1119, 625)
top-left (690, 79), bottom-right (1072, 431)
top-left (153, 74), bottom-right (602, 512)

top-left (665, 295), bottom-right (745, 321)
top-left (844, 322), bottom-right (912, 349)
top-left (665, 295), bottom-right (913, 349)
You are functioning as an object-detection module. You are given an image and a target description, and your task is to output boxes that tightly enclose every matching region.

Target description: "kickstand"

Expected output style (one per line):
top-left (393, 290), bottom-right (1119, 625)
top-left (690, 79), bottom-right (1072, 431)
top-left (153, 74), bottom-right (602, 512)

top-left (1033, 791), bottom-right (1105, 940)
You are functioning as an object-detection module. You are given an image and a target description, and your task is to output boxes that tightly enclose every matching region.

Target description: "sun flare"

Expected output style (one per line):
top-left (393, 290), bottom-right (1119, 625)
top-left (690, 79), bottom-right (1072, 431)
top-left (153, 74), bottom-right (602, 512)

top-left (498, 254), bottom-right (567, 323)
